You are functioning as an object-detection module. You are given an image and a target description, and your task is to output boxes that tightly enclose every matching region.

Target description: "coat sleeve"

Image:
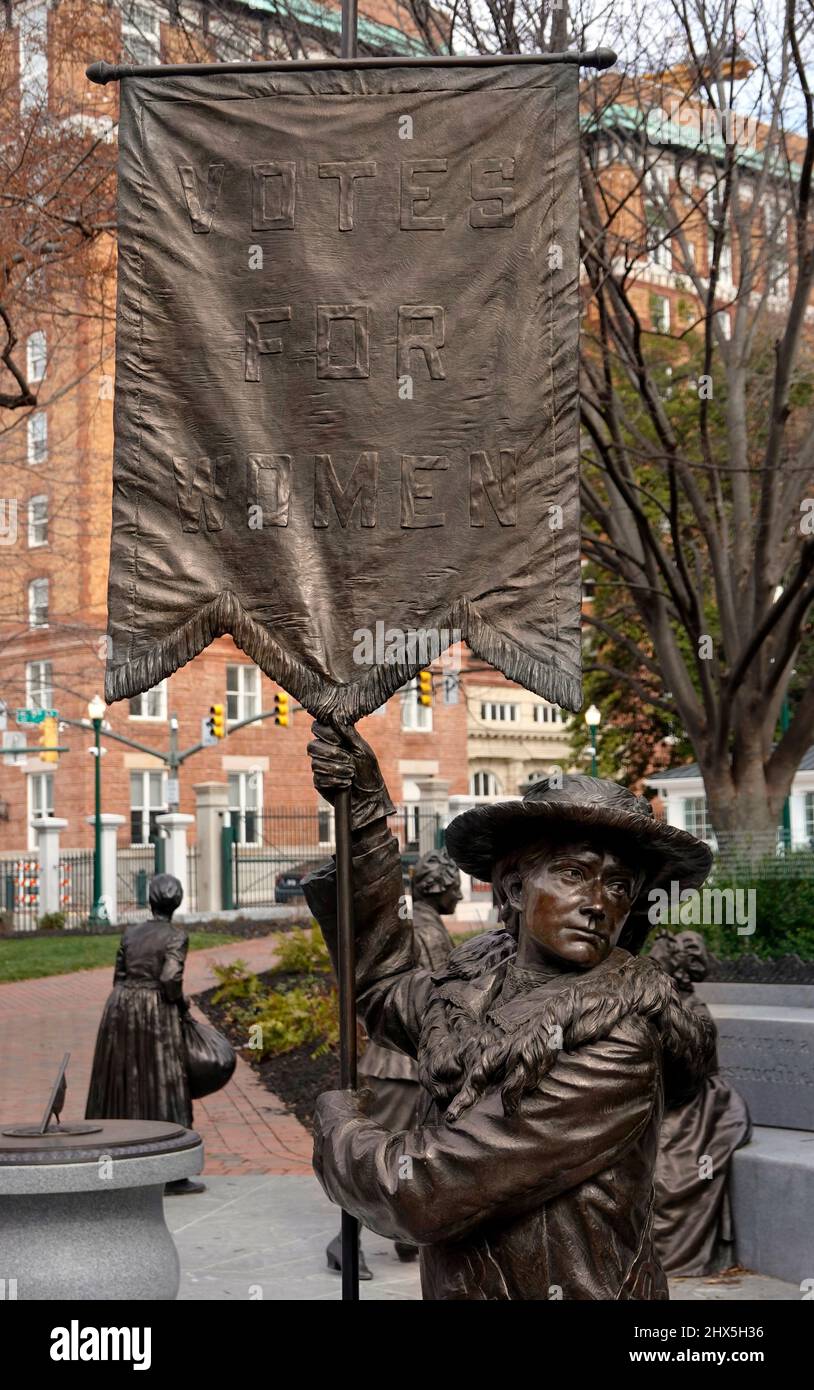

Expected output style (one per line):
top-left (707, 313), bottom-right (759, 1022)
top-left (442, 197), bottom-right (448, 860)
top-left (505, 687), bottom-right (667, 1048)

top-left (303, 821), bottom-right (434, 1059)
top-left (313, 1027), bottom-right (660, 1246)
top-left (159, 930), bottom-right (188, 1003)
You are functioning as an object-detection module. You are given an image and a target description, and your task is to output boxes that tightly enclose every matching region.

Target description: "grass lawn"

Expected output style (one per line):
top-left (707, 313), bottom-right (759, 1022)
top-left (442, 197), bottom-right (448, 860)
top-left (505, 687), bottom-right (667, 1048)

top-left (0, 932), bottom-right (240, 984)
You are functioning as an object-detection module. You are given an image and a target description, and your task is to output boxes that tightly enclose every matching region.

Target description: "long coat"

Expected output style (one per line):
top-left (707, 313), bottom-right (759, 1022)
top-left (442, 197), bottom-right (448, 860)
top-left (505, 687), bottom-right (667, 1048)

top-left (654, 995), bottom-right (751, 1274)
top-left (304, 823), bottom-right (712, 1301)
top-left (85, 918), bottom-right (192, 1127)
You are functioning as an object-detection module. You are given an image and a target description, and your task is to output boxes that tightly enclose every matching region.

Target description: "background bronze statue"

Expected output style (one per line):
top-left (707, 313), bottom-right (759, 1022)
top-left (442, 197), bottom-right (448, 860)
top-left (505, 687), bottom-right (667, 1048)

top-left (304, 725), bottom-right (716, 1300)
top-left (327, 846), bottom-right (462, 1277)
top-left (650, 930), bottom-right (751, 1275)
top-left (86, 873), bottom-right (204, 1194)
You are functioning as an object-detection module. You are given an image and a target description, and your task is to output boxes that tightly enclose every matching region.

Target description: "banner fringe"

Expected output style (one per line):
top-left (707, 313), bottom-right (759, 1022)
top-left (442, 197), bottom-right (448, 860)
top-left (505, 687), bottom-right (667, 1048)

top-left (104, 589), bottom-right (583, 720)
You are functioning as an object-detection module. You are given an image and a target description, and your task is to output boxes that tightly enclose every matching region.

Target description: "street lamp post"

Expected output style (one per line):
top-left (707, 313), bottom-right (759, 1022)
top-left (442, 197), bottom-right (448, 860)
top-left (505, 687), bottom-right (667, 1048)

top-left (88, 694), bottom-right (109, 926)
top-left (585, 704), bottom-right (601, 777)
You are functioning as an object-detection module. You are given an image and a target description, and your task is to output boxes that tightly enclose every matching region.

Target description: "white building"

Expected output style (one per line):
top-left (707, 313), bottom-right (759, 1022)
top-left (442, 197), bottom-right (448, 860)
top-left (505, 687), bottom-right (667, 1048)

top-left (646, 748), bottom-right (814, 850)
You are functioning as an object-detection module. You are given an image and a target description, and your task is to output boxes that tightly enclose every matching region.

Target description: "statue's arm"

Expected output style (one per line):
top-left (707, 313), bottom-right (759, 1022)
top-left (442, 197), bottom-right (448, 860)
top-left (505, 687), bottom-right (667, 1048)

top-left (313, 1029), bottom-right (659, 1246)
top-left (303, 818), bottom-right (433, 1058)
top-left (159, 930), bottom-right (188, 1004)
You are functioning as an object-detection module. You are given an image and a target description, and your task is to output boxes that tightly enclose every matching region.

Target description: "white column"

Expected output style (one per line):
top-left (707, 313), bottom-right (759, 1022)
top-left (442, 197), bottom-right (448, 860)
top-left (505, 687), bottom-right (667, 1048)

top-left (193, 783), bottom-right (229, 912)
top-left (155, 812), bottom-right (195, 908)
top-left (32, 817), bottom-right (67, 917)
top-left (84, 813), bottom-right (126, 924)
top-left (414, 776), bottom-right (450, 856)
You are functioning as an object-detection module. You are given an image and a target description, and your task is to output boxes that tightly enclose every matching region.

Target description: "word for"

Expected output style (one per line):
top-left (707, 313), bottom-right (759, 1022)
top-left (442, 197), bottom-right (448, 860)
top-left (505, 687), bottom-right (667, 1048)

top-left (173, 450), bottom-right (518, 532)
top-left (245, 304), bottom-right (445, 383)
top-left (179, 157), bottom-right (518, 236)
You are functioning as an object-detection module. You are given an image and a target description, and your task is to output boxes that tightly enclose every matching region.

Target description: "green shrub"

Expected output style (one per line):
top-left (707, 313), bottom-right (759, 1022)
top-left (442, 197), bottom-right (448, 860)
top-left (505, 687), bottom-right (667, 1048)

top-left (211, 959), bottom-right (261, 1008)
top-left (37, 911), bottom-right (66, 932)
top-left (275, 924), bottom-right (331, 975)
top-left (237, 984), bottom-right (339, 1060)
top-left (695, 855), bottom-right (814, 960)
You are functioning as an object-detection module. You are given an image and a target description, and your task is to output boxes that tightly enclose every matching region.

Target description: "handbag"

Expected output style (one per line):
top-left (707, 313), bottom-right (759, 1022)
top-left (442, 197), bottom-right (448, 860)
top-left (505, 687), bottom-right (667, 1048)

top-left (181, 1012), bottom-right (237, 1099)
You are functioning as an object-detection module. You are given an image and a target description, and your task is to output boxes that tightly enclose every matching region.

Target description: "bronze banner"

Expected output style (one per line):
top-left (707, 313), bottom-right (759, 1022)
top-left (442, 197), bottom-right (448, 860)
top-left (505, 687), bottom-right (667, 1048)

top-left (106, 60), bottom-right (582, 719)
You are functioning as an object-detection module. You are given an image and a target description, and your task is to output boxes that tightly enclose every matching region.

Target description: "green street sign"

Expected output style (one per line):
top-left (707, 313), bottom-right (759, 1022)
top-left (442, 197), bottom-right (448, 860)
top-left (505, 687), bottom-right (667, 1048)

top-left (16, 708), bottom-right (57, 725)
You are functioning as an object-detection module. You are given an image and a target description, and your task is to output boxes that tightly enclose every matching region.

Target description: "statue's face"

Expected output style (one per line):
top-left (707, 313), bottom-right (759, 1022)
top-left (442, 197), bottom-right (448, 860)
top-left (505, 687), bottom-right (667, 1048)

top-left (437, 881), bottom-right (463, 915)
top-left (510, 837), bottom-right (639, 971)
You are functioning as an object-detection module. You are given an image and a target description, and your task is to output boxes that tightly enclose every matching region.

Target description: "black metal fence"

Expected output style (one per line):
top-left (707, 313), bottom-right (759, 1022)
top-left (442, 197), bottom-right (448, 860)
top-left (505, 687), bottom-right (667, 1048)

top-left (0, 857), bottom-right (41, 931)
top-left (58, 850), bottom-right (94, 928)
top-left (227, 804), bottom-right (445, 911)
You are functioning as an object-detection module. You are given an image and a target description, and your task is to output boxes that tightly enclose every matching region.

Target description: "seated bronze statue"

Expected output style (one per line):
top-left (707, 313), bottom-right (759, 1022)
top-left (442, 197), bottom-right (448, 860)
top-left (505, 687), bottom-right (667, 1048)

top-left (650, 930), bottom-right (751, 1275)
top-left (303, 724), bottom-right (716, 1301)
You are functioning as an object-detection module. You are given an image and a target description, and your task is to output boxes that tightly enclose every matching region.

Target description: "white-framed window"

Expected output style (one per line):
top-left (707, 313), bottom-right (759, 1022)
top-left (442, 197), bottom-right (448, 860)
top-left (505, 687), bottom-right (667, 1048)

top-left (470, 770), bottom-right (501, 796)
top-left (649, 293), bottom-right (670, 333)
top-left (534, 703), bottom-right (568, 725)
top-left (226, 664), bottom-right (260, 723)
top-left (644, 202), bottom-right (672, 270)
top-left (25, 659), bottom-right (53, 710)
top-left (805, 792), bottom-right (814, 845)
top-left (401, 678), bottom-right (432, 731)
top-left (130, 770), bottom-right (167, 846)
top-left (27, 412), bottom-right (47, 465)
top-left (121, 2), bottom-right (161, 65)
top-left (27, 770), bottom-right (54, 849)
top-left (228, 770), bottom-right (263, 845)
top-left (28, 576), bottom-right (49, 628)
top-left (27, 330), bottom-right (47, 382)
top-left (684, 796), bottom-right (713, 841)
top-left (318, 806), bottom-right (334, 844)
top-left (27, 494), bottom-right (48, 547)
top-left (480, 701), bottom-right (518, 723)
top-left (129, 681), bottom-right (167, 720)
top-left (18, 3), bottom-right (48, 116)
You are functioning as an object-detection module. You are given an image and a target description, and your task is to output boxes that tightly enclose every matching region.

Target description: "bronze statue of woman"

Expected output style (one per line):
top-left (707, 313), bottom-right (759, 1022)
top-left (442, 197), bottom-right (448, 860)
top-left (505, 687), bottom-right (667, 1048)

top-left (303, 723), bottom-right (717, 1300)
top-left (85, 872), bottom-right (203, 1194)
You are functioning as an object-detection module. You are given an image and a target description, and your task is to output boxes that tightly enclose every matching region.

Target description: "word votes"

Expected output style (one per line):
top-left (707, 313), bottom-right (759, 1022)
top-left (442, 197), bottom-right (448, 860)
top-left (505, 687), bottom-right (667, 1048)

top-left (178, 157), bottom-right (519, 236)
top-left (173, 450), bottom-right (519, 532)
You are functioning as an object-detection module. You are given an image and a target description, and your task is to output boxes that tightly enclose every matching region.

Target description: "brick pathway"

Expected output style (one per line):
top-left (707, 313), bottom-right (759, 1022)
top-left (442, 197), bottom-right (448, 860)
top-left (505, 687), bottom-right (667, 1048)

top-left (0, 935), bottom-right (312, 1176)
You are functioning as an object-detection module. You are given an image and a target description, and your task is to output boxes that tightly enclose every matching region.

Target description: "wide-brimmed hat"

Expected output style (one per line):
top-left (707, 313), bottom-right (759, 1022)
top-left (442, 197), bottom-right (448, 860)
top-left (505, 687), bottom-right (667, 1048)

top-left (445, 774), bottom-right (712, 897)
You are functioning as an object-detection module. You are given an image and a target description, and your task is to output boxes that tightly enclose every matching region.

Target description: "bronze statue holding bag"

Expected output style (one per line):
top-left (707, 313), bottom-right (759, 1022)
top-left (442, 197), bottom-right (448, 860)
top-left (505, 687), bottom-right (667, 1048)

top-left (304, 725), bottom-right (717, 1300)
top-left (86, 873), bottom-right (235, 1194)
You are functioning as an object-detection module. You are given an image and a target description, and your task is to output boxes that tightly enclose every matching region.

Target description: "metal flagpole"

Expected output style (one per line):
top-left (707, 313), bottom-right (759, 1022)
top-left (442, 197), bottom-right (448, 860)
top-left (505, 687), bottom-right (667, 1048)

top-left (334, 0), bottom-right (360, 1307)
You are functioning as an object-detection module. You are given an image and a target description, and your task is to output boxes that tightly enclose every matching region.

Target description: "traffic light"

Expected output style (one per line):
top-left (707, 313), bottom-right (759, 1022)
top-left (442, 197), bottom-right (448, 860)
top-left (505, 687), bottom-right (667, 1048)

top-left (417, 670), bottom-right (433, 707)
top-left (208, 704), bottom-right (225, 739)
top-left (40, 715), bottom-right (59, 764)
top-left (274, 691), bottom-right (290, 727)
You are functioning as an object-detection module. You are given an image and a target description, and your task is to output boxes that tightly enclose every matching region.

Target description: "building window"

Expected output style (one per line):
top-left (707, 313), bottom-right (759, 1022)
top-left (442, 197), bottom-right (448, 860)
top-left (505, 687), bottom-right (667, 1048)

top-left (684, 796), bottom-right (713, 841)
top-left (318, 807), bottom-right (333, 844)
top-left (644, 202), bottom-right (672, 270)
top-left (18, 3), bottom-right (48, 115)
top-left (27, 412), bottom-right (47, 465)
top-left (27, 771), bottom-right (54, 849)
top-left (401, 678), bottom-right (432, 731)
top-left (228, 770), bottom-right (262, 845)
top-left (27, 494), bottom-right (48, 547)
top-left (226, 664), bottom-right (260, 723)
top-left (649, 294), bottom-right (670, 333)
top-left (805, 793), bottom-right (814, 845)
top-left (121, 2), bottom-right (161, 65)
top-left (480, 701), bottom-right (518, 723)
top-left (129, 681), bottom-right (167, 720)
top-left (130, 770), bottom-right (167, 846)
top-left (25, 659), bottom-right (53, 710)
top-left (27, 330), bottom-right (47, 382)
top-left (534, 703), bottom-right (568, 725)
top-left (471, 770), bottom-right (501, 796)
top-left (28, 577), bottom-right (49, 628)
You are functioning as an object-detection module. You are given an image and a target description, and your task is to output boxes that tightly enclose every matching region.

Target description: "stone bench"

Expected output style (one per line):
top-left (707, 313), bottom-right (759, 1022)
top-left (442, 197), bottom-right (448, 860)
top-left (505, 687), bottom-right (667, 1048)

top-left (731, 1127), bottom-right (814, 1288)
top-left (694, 988), bottom-right (814, 1131)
